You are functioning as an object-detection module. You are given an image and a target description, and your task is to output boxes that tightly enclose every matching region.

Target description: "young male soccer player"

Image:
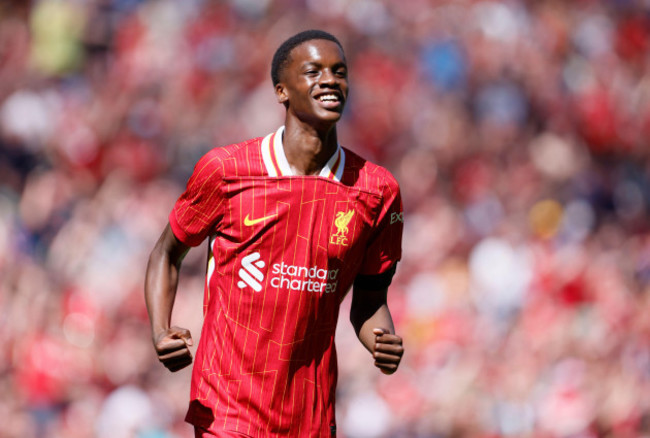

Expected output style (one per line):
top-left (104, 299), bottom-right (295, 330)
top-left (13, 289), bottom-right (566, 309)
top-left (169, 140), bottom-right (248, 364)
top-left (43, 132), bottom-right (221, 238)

top-left (145, 30), bottom-right (404, 437)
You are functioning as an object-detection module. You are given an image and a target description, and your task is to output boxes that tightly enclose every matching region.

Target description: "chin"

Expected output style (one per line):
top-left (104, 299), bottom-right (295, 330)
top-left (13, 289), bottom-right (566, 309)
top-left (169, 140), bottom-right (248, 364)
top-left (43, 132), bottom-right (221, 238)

top-left (315, 116), bottom-right (342, 130)
top-left (296, 108), bottom-right (343, 129)
top-left (318, 109), bottom-right (344, 122)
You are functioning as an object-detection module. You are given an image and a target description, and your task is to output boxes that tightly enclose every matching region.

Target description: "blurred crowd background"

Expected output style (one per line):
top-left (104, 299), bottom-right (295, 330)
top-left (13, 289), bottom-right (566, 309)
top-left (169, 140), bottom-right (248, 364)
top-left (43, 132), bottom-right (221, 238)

top-left (1, 0), bottom-right (650, 437)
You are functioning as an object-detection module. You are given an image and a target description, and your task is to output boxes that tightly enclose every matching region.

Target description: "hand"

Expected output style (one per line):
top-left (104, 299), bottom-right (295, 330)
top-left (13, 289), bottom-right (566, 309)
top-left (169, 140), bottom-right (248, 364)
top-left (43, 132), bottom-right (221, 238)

top-left (372, 328), bottom-right (404, 375)
top-left (153, 326), bottom-right (194, 372)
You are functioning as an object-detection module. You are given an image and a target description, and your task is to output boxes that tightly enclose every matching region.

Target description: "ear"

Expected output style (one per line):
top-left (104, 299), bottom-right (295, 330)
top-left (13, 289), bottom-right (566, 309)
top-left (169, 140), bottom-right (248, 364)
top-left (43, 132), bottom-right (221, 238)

top-left (275, 83), bottom-right (288, 105)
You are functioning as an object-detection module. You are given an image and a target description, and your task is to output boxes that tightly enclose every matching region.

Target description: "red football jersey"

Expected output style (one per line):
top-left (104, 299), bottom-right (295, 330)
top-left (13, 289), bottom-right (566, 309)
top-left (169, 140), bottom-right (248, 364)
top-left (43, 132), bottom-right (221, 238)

top-left (169, 127), bottom-right (403, 437)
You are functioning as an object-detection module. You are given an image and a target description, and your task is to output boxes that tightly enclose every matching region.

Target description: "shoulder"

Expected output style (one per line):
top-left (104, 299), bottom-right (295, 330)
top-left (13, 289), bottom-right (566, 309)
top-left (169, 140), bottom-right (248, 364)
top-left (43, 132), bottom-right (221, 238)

top-left (193, 137), bottom-right (264, 177)
top-left (342, 147), bottom-right (401, 196)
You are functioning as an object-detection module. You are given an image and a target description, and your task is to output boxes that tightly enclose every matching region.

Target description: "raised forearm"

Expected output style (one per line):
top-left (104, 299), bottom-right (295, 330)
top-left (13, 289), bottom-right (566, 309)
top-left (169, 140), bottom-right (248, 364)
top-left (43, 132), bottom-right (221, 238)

top-left (351, 301), bottom-right (395, 353)
top-left (144, 225), bottom-right (188, 335)
top-left (145, 248), bottom-right (179, 334)
top-left (145, 224), bottom-right (194, 372)
top-left (350, 286), bottom-right (403, 374)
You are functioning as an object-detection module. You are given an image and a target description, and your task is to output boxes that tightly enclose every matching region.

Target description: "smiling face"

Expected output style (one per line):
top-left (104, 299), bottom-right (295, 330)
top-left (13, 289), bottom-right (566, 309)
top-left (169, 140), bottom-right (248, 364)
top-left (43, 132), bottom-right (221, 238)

top-left (275, 39), bottom-right (349, 130)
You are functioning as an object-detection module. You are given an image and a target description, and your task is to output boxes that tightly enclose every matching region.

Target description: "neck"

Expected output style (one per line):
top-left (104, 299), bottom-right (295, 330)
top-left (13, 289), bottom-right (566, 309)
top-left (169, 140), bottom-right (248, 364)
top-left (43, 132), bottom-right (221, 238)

top-left (282, 117), bottom-right (339, 176)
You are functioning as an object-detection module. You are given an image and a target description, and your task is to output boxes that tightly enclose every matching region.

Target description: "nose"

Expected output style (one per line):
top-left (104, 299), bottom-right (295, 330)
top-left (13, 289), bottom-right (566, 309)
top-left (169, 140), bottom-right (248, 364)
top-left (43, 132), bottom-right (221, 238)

top-left (319, 69), bottom-right (337, 86)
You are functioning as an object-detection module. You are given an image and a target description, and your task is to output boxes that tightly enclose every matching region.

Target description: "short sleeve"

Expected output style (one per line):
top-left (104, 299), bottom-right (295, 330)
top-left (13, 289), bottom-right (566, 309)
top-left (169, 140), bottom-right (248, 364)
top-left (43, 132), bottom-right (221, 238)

top-left (169, 150), bottom-right (225, 247)
top-left (357, 173), bottom-right (404, 277)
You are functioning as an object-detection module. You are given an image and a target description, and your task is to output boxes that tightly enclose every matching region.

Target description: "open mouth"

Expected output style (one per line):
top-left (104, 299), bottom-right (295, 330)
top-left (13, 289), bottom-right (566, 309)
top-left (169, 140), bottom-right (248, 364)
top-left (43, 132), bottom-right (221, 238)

top-left (315, 92), bottom-right (343, 109)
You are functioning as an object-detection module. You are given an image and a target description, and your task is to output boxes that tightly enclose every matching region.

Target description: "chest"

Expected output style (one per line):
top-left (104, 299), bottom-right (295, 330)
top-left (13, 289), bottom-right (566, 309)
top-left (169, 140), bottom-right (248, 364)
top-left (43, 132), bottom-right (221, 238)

top-left (216, 176), bottom-right (382, 264)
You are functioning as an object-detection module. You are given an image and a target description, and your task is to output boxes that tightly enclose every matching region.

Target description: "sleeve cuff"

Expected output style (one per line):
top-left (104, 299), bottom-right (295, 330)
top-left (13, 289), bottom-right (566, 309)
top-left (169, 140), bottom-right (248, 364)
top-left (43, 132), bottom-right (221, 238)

top-left (168, 212), bottom-right (205, 247)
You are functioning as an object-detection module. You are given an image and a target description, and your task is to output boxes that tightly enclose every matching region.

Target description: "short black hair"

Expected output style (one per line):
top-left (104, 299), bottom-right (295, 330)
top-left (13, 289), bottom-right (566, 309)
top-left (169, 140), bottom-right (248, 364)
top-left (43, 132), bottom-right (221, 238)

top-left (271, 30), bottom-right (344, 86)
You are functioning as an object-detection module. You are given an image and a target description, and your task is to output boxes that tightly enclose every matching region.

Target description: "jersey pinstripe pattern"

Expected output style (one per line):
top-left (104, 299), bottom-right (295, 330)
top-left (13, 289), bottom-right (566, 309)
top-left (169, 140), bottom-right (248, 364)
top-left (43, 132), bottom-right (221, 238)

top-left (169, 127), bottom-right (403, 437)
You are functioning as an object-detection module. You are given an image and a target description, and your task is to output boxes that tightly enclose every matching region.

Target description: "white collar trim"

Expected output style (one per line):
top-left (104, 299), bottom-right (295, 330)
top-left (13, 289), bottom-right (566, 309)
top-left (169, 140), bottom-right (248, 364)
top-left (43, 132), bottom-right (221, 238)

top-left (261, 126), bottom-right (345, 181)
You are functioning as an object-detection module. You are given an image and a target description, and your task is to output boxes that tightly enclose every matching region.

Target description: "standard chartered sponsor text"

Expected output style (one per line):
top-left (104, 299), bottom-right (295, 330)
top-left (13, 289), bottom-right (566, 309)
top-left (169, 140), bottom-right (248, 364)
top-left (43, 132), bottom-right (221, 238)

top-left (270, 261), bottom-right (339, 293)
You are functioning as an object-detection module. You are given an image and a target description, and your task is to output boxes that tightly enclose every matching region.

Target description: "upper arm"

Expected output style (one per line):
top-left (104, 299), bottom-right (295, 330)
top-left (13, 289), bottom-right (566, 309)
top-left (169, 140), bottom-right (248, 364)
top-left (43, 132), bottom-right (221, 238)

top-left (351, 285), bottom-right (388, 313)
top-left (351, 264), bottom-right (395, 318)
top-left (357, 174), bottom-right (403, 277)
top-left (168, 149), bottom-right (226, 247)
top-left (151, 224), bottom-right (191, 267)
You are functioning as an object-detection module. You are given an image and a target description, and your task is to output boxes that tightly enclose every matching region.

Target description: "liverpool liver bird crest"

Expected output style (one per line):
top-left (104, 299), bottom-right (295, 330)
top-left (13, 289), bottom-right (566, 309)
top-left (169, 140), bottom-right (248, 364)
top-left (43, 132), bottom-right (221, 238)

top-left (334, 210), bottom-right (354, 236)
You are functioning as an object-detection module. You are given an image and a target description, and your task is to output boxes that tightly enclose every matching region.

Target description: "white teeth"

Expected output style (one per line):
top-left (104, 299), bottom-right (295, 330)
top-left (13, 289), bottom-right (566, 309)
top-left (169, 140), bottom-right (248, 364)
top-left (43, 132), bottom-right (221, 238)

top-left (318, 94), bottom-right (338, 102)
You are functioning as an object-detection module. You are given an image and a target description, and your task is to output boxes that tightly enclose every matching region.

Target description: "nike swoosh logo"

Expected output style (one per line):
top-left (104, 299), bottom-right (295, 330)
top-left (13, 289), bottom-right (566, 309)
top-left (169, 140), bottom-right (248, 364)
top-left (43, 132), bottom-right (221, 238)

top-left (244, 213), bottom-right (276, 226)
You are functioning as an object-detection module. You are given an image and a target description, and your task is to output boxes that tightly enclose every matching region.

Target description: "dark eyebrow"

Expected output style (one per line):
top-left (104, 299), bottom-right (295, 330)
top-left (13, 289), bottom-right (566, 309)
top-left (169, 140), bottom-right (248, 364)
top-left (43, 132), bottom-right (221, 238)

top-left (302, 61), bottom-right (322, 69)
top-left (301, 61), bottom-right (347, 70)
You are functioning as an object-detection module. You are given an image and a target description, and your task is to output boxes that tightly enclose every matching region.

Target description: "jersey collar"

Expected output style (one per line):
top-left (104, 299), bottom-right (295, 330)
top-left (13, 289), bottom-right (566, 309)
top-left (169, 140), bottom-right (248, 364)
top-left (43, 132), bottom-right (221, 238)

top-left (261, 126), bottom-right (345, 182)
